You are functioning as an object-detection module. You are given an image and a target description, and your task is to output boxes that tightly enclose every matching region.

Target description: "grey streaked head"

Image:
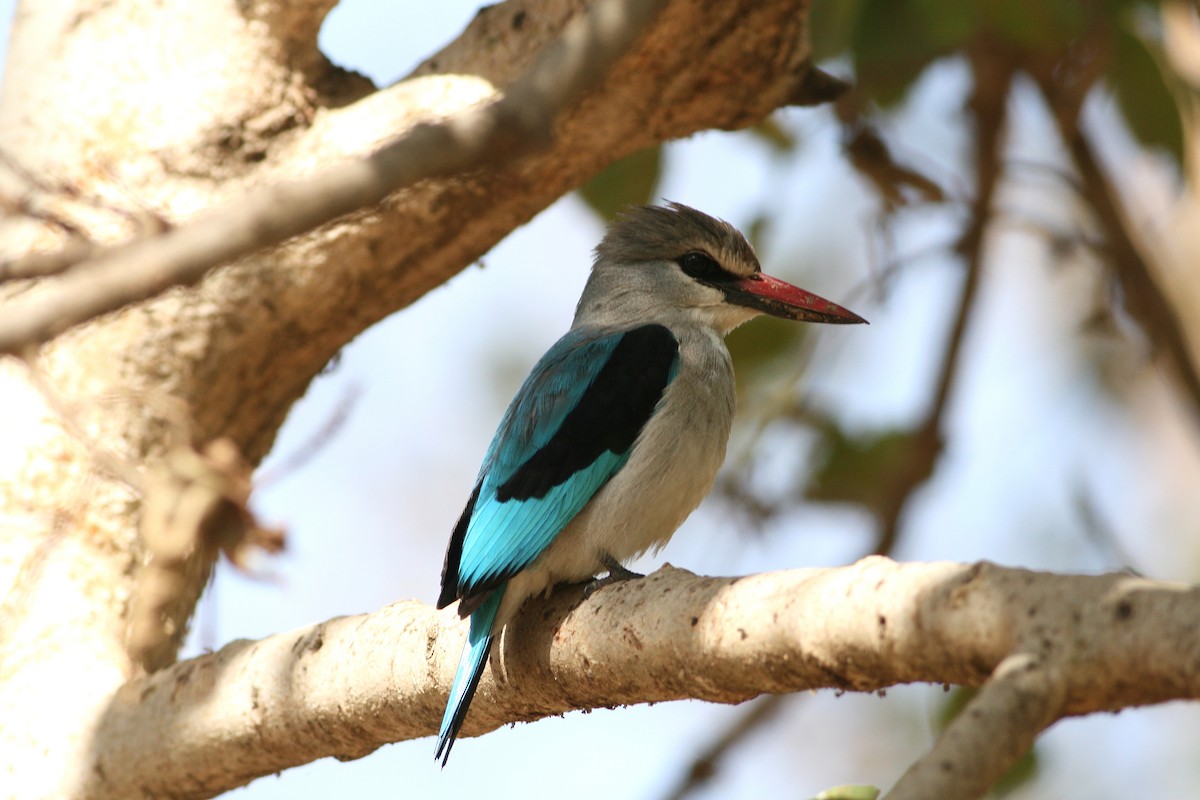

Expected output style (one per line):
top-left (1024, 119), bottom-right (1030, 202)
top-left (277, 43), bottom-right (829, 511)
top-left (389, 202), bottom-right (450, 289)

top-left (594, 201), bottom-right (762, 279)
top-left (577, 201), bottom-right (866, 333)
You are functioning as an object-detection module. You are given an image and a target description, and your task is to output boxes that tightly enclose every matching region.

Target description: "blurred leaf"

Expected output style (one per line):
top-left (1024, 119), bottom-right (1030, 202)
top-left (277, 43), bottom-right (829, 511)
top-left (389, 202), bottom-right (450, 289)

top-left (849, 0), bottom-right (975, 106)
top-left (578, 146), bottom-right (663, 220)
top-left (993, 747), bottom-right (1039, 797)
top-left (809, 0), bottom-right (866, 62)
top-left (935, 688), bottom-right (1040, 797)
top-left (934, 684), bottom-right (973, 728)
top-left (748, 116), bottom-right (798, 153)
top-left (804, 426), bottom-right (937, 519)
top-left (850, 2), bottom-right (937, 106)
top-left (811, 785), bottom-right (881, 800)
top-left (726, 316), bottom-right (805, 389)
top-left (1107, 24), bottom-right (1184, 166)
top-left (979, 0), bottom-right (1085, 51)
top-left (745, 213), bottom-right (771, 253)
top-left (915, 0), bottom-right (978, 50)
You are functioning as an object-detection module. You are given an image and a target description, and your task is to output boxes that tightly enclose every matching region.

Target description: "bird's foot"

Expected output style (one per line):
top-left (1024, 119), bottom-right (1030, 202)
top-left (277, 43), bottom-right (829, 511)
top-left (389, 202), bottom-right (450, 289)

top-left (602, 554), bottom-right (644, 582)
top-left (583, 555), bottom-right (644, 599)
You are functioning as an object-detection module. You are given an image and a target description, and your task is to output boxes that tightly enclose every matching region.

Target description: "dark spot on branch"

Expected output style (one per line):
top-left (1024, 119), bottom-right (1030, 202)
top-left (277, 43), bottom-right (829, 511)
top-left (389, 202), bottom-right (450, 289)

top-left (512, 10), bottom-right (527, 31)
top-left (690, 616), bottom-right (699, 627)
top-left (970, 655), bottom-right (992, 677)
top-left (292, 630), bottom-right (324, 655)
top-left (1115, 600), bottom-right (1133, 620)
top-left (624, 626), bottom-right (644, 651)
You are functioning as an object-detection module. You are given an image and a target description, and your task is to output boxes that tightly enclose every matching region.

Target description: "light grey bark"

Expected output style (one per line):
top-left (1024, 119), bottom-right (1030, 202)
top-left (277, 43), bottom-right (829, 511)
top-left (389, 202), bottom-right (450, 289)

top-left (86, 559), bottom-right (1200, 799)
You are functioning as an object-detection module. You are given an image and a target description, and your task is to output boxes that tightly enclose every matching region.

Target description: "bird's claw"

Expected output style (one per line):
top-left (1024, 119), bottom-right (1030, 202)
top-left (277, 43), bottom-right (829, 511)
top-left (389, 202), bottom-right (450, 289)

top-left (583, 555), bottom-right (644, 598)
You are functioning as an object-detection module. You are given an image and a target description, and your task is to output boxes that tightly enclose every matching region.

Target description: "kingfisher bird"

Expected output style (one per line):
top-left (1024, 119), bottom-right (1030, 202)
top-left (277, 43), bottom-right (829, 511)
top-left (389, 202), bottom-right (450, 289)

top-left (435, 202), bottom-right (865, 763)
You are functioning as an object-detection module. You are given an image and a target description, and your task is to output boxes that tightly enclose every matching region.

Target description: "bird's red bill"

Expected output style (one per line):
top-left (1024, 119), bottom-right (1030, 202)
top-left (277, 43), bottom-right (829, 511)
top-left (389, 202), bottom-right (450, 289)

top-left (732, 273), bottom-right (866, 325)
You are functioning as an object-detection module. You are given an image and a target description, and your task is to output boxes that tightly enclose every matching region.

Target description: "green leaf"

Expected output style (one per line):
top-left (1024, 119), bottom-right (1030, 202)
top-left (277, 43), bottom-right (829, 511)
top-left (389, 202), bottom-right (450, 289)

top-left (979, 0), bottom-right (1085, 51)
top-left (809, 0), bottom-right (866, 62)
top-left (810, 785), bottom-right (881, 800)
top-left (744, 213), bottom-right (771, 253)
top-left (725, 315), bottom-right (805, 390)
top-left (1108, 24), bottom-right (1184, 166)
top-left (747, 116), bottom-right (798, 153)
top-left (994, 747), bottom-right (1040, 797)
top-left (914, 0), bottom-right (978, 51)
top-left (578, 146), bottom-right (663, 220)
top-left (803, 425), bottom-right (939, 523)
top-left (849, 0), bottom-right (974, 106)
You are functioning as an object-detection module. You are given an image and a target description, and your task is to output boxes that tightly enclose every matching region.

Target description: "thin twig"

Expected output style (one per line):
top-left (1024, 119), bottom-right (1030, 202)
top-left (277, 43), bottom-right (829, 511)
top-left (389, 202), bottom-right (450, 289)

top-left (0, 149), bottom-right (167, 280)
top-left (1072, 485), bottom-right (1144, 575)
top-left (20, 347), bottom-right (144, 492)
top-left (870, 43), bottom-right (1015, 555)
top-left (661, 688), bottom-right (787, 800)
top-left (719, 51), bottom-right (1007, 557)
top-left (255, 383), bottom-right (361, 488)
top-left (1027, 33), bottom-right (1200, 425)
top-left (0, 239), bottom-right (98, 281)
top-left (1068, 123), bottom-right (1200, 419)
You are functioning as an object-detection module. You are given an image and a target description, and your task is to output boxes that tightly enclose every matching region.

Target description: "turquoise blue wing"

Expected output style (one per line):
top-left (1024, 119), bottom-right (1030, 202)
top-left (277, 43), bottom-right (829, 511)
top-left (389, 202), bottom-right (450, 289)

top-left (438, 324), bottom-right (680, 608)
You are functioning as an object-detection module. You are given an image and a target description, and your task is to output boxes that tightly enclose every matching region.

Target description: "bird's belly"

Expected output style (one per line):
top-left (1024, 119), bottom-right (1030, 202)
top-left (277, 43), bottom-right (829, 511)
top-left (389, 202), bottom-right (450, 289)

top-left (505, 373), bottom-right (734, 609)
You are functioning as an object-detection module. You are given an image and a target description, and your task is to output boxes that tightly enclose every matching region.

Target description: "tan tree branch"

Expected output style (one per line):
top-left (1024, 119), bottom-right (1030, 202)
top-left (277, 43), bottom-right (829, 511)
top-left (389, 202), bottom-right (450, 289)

top-left (85, 558), bottom-right (1200, 800)
top-left (0, 0), bottom-right (666, 355)
top-left (887, 652), bottom-right (1064, 800)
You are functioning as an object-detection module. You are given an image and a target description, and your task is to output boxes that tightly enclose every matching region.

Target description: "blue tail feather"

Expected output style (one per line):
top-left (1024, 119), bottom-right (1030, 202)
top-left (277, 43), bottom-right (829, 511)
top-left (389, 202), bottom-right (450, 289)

top-left (435, 587), bottom-right (505, 766)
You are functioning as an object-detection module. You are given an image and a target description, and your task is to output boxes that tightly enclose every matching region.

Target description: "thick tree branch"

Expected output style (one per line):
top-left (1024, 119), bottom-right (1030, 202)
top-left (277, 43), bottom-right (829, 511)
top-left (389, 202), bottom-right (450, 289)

top-left (0, 0), bottom-right (822, 464)
top-left (0, 0), bottom-right (665, 355)
top-left (85, 559), bottom-right (1200, 799)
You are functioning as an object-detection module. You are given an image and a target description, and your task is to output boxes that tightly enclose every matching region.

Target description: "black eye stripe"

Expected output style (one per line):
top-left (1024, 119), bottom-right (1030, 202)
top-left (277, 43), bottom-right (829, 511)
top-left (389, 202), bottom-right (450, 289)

top-left (678, 251), bottom-right (739, 284)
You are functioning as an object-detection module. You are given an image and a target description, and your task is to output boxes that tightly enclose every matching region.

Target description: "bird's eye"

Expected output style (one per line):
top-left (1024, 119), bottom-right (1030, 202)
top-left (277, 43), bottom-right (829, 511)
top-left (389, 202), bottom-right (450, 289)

top-left (678, 252), bottom-right (734, 284)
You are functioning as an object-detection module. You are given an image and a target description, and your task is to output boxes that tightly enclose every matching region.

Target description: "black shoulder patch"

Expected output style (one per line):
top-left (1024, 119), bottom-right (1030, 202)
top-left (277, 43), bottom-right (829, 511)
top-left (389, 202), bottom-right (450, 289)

top-left (497, 324), bottom-right (679, 502)
top-left (438, 481), bottom-right (481, 609)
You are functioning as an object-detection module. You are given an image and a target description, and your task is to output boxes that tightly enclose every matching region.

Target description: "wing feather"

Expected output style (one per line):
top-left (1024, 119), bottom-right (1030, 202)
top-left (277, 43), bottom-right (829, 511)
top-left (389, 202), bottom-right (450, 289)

top-left (439, 325), bottom-right (680, 608)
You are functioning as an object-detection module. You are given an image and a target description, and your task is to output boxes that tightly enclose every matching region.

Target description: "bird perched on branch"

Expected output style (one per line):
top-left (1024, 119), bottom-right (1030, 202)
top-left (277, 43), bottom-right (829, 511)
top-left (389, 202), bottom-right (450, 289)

top-left (435, 202), bottom-right (865, 763)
